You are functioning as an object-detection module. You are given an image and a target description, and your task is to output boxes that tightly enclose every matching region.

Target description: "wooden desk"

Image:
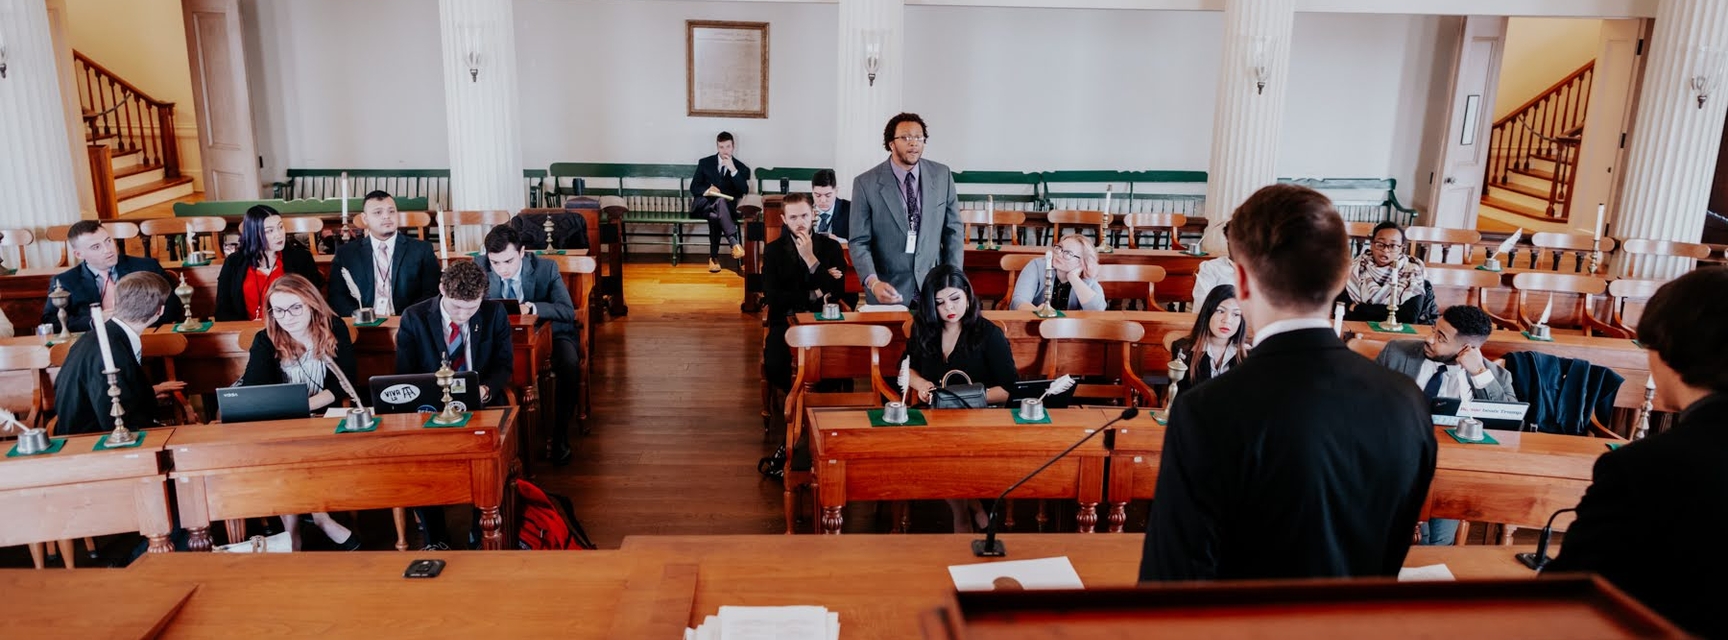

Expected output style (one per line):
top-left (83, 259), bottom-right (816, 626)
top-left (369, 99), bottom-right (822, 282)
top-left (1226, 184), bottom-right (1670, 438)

top-left (0, 430), bottom-right (176, 554)
top-left (0, 256), bottom-right (336, 333)
top-left (816, 245), bottom-right (1206, 307)
top-left (1106, 412), bottom-right (1602, 532)
top-left (1344, 320), bottom-right (1651, 409)
top-left (808, 408), bottom-right (1113, 534)
top-left (164, 408), bottom-right (518, 551)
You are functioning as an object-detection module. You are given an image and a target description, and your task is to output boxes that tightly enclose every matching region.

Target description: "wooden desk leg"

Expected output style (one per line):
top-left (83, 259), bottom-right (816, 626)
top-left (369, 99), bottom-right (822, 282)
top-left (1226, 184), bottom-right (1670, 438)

top-left (479, 505), bottom-right (504, 550)
top-left (176, 478), bottom-right (214, 551)
top-left (1107, 503), bottom-right (1127, 533)
top-left (818, 462), bottom-right (845, 535)
top-left (820, 506), bottom-right (843, 535)
top-left (393, 508), bottom-right (408, 551)
top-left (187, 527), bottom-right (213, 552)
top-left (1077, 502), bottom-right (1098, 533)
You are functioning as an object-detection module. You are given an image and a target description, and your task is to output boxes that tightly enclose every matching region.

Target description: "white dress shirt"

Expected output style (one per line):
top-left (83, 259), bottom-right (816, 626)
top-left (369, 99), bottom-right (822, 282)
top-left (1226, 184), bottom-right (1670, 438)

top-left (1414, 359), bottom-right (1496, 398)
top-left (1192, 257), bottom-right (1236, 304)
top-left (1250, 317), bottom-right (1333, 347)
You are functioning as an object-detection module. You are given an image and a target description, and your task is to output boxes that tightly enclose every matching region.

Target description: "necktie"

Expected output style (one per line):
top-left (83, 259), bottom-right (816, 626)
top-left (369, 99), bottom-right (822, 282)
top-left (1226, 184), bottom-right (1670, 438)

top-left (903, 172), bottom-right (921, 233)
top-left (1423, 364), bottom-right (1448, 399)
top-left (817, 211), bottom-right (831, 234)
top-left (374, 242), bottom-right (393, 312)
top-left (99, 270), bottom-right (117, 311)
top-left (447, 321), bottom-right (467, 372)
top-left (504, 279), bottom-right (519, 301)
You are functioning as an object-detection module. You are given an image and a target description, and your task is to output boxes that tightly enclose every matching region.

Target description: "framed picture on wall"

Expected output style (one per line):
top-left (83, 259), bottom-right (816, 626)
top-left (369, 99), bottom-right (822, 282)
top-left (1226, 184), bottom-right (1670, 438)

top-left (686, 20), bottom-right (769, 119)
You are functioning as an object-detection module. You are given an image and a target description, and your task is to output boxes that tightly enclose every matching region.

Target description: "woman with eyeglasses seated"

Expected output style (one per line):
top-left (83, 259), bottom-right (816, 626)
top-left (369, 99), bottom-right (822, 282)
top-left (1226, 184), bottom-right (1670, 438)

top-left (239, 274), bottom-right (362, 551)
top-left (1009, 233), bottom-right (1106, 312)
top-left (215, 205), bottom-right (323, 321)
top-left (1168, 284), bottom-right (1248, 387)
top-left (1337, 221), bottom-right (1436, 324)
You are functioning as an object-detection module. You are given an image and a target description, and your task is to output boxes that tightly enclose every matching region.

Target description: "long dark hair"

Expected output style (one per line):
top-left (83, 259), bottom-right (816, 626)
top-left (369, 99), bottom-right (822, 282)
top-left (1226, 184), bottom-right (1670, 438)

top-left (1183, 284), bottom-right (1247, 366)
top-left (909, 265), bottom-right (985, 362)
top-left (236, 205), bottom-right (279, 267)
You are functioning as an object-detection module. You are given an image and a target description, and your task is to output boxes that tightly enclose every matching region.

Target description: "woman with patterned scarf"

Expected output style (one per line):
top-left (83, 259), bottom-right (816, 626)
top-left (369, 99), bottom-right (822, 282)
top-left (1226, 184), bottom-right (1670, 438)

top-left (1337, 221), bottom-right (1436, 324)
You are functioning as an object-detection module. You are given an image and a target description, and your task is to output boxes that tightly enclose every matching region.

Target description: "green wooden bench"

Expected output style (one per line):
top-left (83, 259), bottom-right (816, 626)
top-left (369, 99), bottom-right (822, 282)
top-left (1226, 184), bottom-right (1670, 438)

top-left (172, 197), bottom-right (431, 218)
top-left (548, 162), bottom-right (718, 265)
top-left (754, 167), bottom-right (824, 195)
top-left (270, 168), bottom-right (548, 208)
top-left (1278, 177), bottom-right (1418, 226)
top-left (951, 171), bottom-right (1042, 213)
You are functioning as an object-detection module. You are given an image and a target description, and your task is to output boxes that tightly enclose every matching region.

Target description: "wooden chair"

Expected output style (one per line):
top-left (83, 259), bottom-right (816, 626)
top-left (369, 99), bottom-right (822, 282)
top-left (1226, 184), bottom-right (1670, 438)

top-left (3, 343), bottom-right (59, 570)
top-left (1035, 318), bottom-right (1158, 406)
top-left (1093, 264), bottom-right (1166, 310)
top-left (0, 228), bottom-right (37, 270)
top-left (444, 210), bottom-right (513, 253)
top-left (1123, 213), bottom-right (1187, 251)
top-left (185, 217), bottom-right (227, 257)
top-left (1345, 221), bottom-right (1376, 256)
top-left (51, 222), bottom-right (141, 265)
top-left (1405, 226), bottom-right (1480, 265)
top-left (781, 324), bottom-right (899, 534)
top-left (1509, 272), bottom-right (1616, 336)
top-left (138, 219), bottom-right (189, 260)
top-left (1618, 237), bottom-right (1711, 275)
top-left (959, 209), bottom-right (1025, 247)
top-left (358, 211), bottom-right (433, 239)
top-left (1424, 266), bottom-right (1519, 330)
top-left (1046, 210), bottom-right (1111, 247)
top-left (1524, 232), bottom-right (1616, 273)
top-left (1605, 278), bottom-right (1666, 338)
top-left (280, 216), bottom-right (326, 256)
top-left (998, 254), bottom-right (1039, 310)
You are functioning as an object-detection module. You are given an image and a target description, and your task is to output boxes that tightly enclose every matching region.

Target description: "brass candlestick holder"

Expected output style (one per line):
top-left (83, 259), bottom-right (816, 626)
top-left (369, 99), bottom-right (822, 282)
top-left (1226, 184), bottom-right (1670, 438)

top-left (103, 368), bottom-right (136, 447)
top-left (1096, 214), bottom-right (1114, 254)
top-left (1160, 356), bottom-right (1189, 420)
top-left (983, 196), bottom-right (1000, 250)
top-left (543, 214), bottom-right (557, 249)
top-left (1632, 382), bottom-right (1655, 441)
top-left (1587, 240), bottom-right (1603, 275)
top-left (49, 281), bottom-right (71, 340)
top-left (428, 357), bottom-right (466, 426)
top-left (1032, 259), bottom-right (1060, 318)
top-left (174, 272), bottom-right (200, 331)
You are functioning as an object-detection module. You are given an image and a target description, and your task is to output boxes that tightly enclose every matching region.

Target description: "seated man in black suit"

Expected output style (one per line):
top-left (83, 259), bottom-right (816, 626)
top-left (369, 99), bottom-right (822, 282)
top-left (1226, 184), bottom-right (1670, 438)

top-left (40, 220), bottom-right (183, 333)
top-left (53, 272), bottom-right (185, 435)
top-left (691, 131), bottom-right (752, 273)
top-left (1543, 267), bottom-right (1728, 638)
top-left (326, 190), bottom-right (440, 318)
top-left (810, 168), bottom-right (858, 310)
top-left (478, 224), bottom-right (580, 466)
top-left (1140, 183), bottom-right (1436, 582)
top-left (396, 260), bottom-right (513, 550)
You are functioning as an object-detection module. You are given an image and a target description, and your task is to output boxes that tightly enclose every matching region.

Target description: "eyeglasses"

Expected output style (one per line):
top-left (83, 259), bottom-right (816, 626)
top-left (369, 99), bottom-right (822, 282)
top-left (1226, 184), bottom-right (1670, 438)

top-left (269, 303), bottom-right (306, 319)
top-left (1371, 241), bottom-right (1404, 251)
top-left (893, 135), bottom-right (926, 144)
top-left (1056, 248), bottom-right (1081, 261)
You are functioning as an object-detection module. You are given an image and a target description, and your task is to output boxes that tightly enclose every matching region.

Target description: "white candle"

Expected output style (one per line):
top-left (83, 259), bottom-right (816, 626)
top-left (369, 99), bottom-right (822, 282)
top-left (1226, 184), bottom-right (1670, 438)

top-left (1044, 249), bottom-right (1052, 267)
top-left (437, 209), bottom-right (450, 261)
top-left (1332, 302), bottom-right (1345, 336)
top-left (1594, 203), bottom-right (1605, 240)
top-left (1647, 375), bottom-right (1656, 391)
top-left (90, 304), bottom-right (117, 372)
top-left (1102, 185), bottom-right (1112, 214)
top-left (340, 172), bottom-right (350, 218)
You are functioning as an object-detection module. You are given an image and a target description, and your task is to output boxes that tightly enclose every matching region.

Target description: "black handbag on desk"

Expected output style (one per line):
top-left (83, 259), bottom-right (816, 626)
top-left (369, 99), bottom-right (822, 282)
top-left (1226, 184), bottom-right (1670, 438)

top-left (931, 370), bottom-right (989, 409)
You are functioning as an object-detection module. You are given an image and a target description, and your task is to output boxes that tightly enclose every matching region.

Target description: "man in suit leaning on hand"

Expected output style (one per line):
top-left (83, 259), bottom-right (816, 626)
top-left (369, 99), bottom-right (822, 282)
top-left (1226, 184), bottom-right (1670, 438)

top-left (1377, 305), bottom-right (1517, 404)
top-left (848, 113), bottom-right (964, 306)
top-left (1139, 183), bottom-right (1437, 583)
top-left (478, 224), bottom-right (581, 466)
top-left (691, 131), bottom-right (752, 272)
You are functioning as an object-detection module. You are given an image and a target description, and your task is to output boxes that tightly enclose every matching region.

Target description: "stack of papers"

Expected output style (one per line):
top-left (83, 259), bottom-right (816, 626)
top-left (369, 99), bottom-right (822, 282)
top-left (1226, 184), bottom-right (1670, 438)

top-left (1397, 564), bottom-right (1456, 581)
top-left (684, 605), bottom-right (838, 640)
top-left (856, 304), bottom-right (909, 313)
top-left (948, 556), bottom-right (1084, 591)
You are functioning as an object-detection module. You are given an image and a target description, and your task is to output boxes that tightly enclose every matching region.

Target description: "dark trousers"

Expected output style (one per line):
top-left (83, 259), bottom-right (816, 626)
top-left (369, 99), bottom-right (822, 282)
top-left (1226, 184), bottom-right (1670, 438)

top-left (765, 323), bottom-right (793, 391)
top-left (551, 336), bottom-right (580, 441)
top-left (697, 197), bottom-right (740, 258)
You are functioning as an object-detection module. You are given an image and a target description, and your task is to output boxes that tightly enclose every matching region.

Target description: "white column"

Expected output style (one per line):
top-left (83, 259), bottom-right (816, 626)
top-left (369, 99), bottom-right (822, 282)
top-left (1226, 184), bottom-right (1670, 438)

top-left (46, 0), bottom-right (96, 223)
top-left (439, 0), bottom-right (523, 246)
top-left (1200, 0), bottom-right (1295, 254)
top-left (1615, 0), bottom-right (1728, 278)
top-left (834, 0), bottom-right (903, 196)
top-left (0, 0), bottom-right (82, 269)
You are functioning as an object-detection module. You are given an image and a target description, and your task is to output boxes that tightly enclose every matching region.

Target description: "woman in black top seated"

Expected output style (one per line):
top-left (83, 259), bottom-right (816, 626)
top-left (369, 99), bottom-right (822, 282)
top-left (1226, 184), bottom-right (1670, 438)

top-left (214, 205), bottom-right (323, 321)
top-left (238, 274), bottom-right (361, 550)
top-left (1168, 284), bottom-right (1247, 387)
top-left (904, 265), bottom-right (1016, 407)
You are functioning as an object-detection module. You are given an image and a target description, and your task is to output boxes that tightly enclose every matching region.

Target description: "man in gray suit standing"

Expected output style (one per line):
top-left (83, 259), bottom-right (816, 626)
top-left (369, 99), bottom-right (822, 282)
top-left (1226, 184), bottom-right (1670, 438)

top-left (848, 113), bottom-right (964, 305)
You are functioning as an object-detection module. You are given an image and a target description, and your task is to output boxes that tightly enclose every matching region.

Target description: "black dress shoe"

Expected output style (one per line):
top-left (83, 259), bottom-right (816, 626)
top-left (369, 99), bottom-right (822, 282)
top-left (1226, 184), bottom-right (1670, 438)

top-left (333, 534), bottom-right (363, 551)
top-left (550, 440), bottom-right (574, 467)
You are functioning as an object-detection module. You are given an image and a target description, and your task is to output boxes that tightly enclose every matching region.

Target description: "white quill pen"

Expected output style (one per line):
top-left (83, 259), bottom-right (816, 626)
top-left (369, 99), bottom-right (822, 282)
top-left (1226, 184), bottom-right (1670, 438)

top-left (1537, 293), bottom-right (1554, 326)
top-left (897, 357), bottom-right (910, 405)
top-left (1038, 375), bottom-right (1076, 403)
top-left (1494, 228), bottom-right (1523, 258)
top-left (340, 267), bottom-right (365, 306)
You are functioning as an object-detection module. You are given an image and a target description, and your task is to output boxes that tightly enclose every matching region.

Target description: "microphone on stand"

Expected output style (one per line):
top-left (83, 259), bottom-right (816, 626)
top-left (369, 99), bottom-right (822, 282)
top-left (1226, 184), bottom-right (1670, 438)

top-left (1515, 507), bottom-right (1576, 571)
top-left (973, 406), bottom-right (1140, 558)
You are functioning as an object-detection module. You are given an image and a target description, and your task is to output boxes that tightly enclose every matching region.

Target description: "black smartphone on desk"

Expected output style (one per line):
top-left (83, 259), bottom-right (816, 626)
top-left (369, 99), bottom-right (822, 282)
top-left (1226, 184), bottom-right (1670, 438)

top-left (404, 559), bottom-right (446, 579)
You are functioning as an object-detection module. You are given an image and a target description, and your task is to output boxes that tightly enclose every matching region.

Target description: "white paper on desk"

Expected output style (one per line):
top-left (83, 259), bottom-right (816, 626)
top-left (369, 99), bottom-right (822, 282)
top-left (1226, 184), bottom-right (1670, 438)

top-left (323, 408), bottom-right (349, 418)
top-left (857, 304), bottom-right (909, 313)
top-left (949, 556), bottom-right (1084, 592)
top-left (1398, 564), bottom-right (1455, 582)
top-left (714, 605), bottom-right (837, 640)
top-left (214, 531), bottom-right (293, 553)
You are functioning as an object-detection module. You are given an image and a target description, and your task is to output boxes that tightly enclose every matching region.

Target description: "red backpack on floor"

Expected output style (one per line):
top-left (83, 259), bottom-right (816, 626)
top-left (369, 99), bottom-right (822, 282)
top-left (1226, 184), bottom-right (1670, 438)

top-left (515, 479), bottom-right (597, 550)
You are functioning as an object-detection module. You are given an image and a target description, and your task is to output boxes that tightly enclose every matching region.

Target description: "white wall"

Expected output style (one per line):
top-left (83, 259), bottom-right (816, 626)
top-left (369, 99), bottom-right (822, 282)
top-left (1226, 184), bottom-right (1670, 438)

top-left (1494, 17), bottom-right (1602, 118)
top-left (66, 0), bottom-right (203, 188)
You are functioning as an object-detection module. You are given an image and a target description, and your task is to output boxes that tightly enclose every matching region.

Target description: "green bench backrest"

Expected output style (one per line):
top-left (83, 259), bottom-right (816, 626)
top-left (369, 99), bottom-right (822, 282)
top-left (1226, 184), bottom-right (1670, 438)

top-left (548, 162), bottom-right (698, 217)
top-left (1278, 177), bottom-right (1416, 226)
top-left (952, 171), bottom-right (1042, 211)
top-left (274, 169), bottom-right (547, 207)
top-left (173, 197), bottom-right (432, 217)
top-left (755, 167), bottom-right (825, 195)
top-left (1041, 170), bottom-right (1208, 216)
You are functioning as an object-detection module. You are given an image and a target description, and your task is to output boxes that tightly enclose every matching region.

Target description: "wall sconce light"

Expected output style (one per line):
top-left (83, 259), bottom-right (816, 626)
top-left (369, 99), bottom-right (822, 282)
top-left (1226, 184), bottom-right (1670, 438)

top-left (465, 50), bottom-right (481, 82)
top-left (461, 25), bottom-right (483, 82)
top-left (1690, 46), bottom-right (1726, 109)
top-left (863, 31), bottom-right (883, 87)
top-left (1249, 36), bottom-right (1270, 95)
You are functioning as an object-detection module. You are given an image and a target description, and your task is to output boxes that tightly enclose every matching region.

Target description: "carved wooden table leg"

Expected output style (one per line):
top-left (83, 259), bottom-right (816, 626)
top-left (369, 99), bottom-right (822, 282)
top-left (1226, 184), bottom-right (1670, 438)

top-left (1004, 499), bottom-right (1016, 531)
top-left (147, 533), bottom-right (174, 553)
top-left (479, 505), bottom-right (504, 550)
top-left (187, 526), bottom-right (213, 552)
top-left (821, 506), bottom-right (843, 535)
top-left (1077, 502), bottom-right (1098, 533)
top-left (520, 381), bottom-right (539, 479)
top-left (1107, 502), bottom-right (1127, 533)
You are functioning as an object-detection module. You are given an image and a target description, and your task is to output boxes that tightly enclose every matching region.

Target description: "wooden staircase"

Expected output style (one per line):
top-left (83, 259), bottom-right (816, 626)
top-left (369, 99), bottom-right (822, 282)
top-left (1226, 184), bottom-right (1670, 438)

top-left (75, 51), bottom-right (193, 217)
top-left (1482, 61), bottom-right (1594, 223)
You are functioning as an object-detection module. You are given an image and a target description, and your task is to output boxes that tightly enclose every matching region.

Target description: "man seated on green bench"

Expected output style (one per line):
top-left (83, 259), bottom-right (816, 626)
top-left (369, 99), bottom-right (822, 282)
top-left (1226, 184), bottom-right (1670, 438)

top-left (691, 131), bottom-right (751, 273)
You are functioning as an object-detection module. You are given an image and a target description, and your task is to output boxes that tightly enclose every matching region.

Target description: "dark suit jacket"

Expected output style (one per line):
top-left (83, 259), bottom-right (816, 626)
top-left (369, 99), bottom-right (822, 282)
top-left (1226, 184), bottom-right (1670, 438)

top-left (763, 233), bottom-right (847, 327)
top-left (394, 296), bottom-right (513, 406)
top-left (239, 317), bottom-right (360, 400)
top-left (41, 255), bottom-right (184, 332)
top-left (1375, 339), bottom-right (1517, 402)
top-left (815, 199), bottom-right (851, 239)
top-left (478, 253), bottom-right (577, 342)
top-left (53, 320), bottom-right (157, 435)
top-left (325, 234), bottom-right (441, 317)
top-left (214, 244), bottom-right (324, 321)
top-left (1139, 327), bottom-right (1437, 582)
top-left (689, 154), bottom-right (751, 213)
top-left (1544, 394), bottom-right (1728, 638)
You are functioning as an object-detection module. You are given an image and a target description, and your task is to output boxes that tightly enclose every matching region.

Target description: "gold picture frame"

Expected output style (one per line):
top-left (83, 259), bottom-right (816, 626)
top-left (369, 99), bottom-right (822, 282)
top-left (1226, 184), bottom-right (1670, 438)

top-left (686, 20), bottom-right (769, 119)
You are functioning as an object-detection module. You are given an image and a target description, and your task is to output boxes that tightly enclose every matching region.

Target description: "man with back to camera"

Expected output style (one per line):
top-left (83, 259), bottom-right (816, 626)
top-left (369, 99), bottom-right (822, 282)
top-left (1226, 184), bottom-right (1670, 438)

top-left (1139, 183), bottom-right (1436, 582)
top-left (848, 113), bottom-right (963, 306)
